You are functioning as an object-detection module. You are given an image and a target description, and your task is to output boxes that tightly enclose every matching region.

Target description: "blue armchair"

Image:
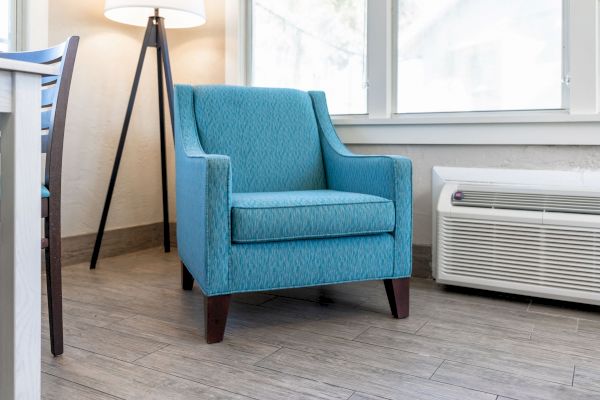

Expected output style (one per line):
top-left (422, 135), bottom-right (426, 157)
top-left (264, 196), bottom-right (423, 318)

top-left (174, 85), bottom-right (412, 343)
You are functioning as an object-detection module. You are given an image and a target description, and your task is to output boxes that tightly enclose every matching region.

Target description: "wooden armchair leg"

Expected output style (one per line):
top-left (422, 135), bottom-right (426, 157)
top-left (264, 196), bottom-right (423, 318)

top-left (181, 262), bottom-right (194, 291)
top-left (45, 247), bottom-right (64, 356)
top-left (205, 294), bottom-right (231, 344)
top-left (383, 278), bottom-right (410, 319)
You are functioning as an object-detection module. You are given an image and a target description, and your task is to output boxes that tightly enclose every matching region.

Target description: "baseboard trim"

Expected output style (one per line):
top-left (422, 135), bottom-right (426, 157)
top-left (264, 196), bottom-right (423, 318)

top-left (63, 223), bottom-right (433, 279)
top-left (62, 223), bottom-right (166, 266)
top-left (412, 244), bottom-right (432, 279)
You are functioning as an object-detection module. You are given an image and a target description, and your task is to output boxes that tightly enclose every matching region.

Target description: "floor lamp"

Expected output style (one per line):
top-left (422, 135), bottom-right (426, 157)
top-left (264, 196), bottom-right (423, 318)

top-left (91, 0), bottom-right (206, 269)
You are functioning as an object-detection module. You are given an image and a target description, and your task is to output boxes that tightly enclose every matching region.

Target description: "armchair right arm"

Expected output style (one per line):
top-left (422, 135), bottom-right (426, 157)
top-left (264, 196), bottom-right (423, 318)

top-left (309, 91), bottom-right (413, 277)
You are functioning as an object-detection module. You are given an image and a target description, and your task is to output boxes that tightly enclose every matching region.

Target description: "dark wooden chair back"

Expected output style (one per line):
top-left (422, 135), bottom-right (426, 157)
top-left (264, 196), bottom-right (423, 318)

top-left (0, 36), bottom-right (79, 200)
top-left (0, 37), bottom-right (79, 356)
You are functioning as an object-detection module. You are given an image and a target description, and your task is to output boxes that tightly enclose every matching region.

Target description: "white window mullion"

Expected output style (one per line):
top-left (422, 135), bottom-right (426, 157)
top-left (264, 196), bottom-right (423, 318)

top-left (597, 0), bottom-right (600, 114)
top-left (366, 0), bottom-right (392, 119)
top-left (14, 0), bottom-right (22, 51)
top-left (567, 0), bottom-right (597, 114)
top-left (561, 0), bottom-right (570, 110)
top-left (225, 0), bottom-right (247, 85)
top-left (15, 0), bottom-right (48, 51)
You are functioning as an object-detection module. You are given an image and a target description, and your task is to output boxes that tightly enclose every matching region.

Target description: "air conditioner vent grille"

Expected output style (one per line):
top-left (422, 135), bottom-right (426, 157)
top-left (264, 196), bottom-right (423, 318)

top-left (439, 217), bottom-right (600, 294)
top-left (452, 190), bottom-right (600, 215)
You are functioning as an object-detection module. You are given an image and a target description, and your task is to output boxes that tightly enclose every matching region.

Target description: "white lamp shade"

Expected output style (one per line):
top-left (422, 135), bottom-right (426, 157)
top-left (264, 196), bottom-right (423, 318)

top-left (104, 0), bottom-right (206, 28)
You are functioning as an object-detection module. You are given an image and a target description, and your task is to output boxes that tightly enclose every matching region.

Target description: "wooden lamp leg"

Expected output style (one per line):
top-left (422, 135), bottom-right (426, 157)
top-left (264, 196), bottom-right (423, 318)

top-left (205, 294), bottom-right (231, 344)
top-left (383, 278), bottom-right (410, 319)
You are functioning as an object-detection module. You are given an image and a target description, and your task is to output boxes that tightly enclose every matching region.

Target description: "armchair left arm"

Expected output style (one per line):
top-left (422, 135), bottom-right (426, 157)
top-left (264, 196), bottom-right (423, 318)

top-left (174, 85), bottom-right (232, 295)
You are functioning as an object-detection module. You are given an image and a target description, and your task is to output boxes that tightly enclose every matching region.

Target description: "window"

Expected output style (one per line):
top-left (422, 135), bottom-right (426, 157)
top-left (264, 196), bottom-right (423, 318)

top-left (396, 0), bottom-right (564, 114)
top-left (250, 0), bottom-right (368, 115)
top-left (0, 0), bottom-right (13, 52)
top-left (236, 0), bottom-right (591, 122)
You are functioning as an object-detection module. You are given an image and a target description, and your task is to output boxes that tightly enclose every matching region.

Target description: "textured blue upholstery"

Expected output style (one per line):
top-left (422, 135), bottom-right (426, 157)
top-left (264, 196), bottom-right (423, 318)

top-left (175, 85), bottom-right (413, 296)
top-left (42, 185), bottom-right (50, 198)
top-left (230, 234), bottom-right (394, 293)
top-left (231, 190), bottom-right (394, 243)
top-left (193, 86), bottom-right (326, 193)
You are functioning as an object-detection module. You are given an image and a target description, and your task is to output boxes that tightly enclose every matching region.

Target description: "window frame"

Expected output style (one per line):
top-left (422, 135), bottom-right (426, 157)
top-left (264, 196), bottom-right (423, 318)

top-left (391, 0), bottom-right (570, 117)
top-left (226, 0), bottom-right (600, 144)
top-left (3, 0), bottom-right (49, 52)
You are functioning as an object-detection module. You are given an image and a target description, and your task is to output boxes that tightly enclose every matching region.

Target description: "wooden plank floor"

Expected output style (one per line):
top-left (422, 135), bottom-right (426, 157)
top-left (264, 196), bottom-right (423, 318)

top-left (41, 248), bottom-right (600, 400)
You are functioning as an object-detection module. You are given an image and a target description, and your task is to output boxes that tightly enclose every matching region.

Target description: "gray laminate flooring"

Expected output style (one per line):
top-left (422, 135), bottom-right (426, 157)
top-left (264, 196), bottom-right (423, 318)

top-left (41, 248), bottom-right (600, 400)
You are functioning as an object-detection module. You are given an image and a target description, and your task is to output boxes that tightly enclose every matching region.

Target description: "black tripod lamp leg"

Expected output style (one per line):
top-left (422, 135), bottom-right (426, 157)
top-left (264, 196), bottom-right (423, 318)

top-left (157, 45), bottom-right (171, 253)
top-left (90, 19), bottom-right (156, 269)
top-left (157, 18), bottom-right (176, 134)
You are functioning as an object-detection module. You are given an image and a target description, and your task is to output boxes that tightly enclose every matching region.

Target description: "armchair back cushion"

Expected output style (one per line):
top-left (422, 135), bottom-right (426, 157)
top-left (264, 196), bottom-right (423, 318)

top-left (193, 86), bottom-right (327, 193)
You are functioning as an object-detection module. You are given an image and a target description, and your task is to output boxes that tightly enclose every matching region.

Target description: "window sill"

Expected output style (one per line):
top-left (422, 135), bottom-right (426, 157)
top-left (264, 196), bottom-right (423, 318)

top-left (332, 110), bottom-right (600, 126)
top-left (332, 111), bottom-right (600, 146)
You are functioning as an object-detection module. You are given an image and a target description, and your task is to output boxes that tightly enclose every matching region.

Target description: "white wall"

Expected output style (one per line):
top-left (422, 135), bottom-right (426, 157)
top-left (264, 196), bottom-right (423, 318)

top-left (346, 141), bottom-right (600, 246)
top-left (49, 0), bottom-right (225, 237)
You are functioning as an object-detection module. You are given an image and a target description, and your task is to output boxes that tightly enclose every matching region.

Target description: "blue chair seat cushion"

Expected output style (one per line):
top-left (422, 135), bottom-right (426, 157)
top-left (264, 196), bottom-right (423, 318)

top-left (231, 190), bottom-right (395, 243)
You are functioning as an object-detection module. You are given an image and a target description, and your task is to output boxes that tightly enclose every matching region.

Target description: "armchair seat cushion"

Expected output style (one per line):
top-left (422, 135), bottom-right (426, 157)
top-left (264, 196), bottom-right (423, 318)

top-left (231, 190), bottom-right (394, 243)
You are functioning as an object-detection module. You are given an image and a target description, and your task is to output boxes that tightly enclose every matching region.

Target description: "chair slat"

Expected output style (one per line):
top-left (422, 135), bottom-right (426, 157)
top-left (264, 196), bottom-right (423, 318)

top-left (41, 110), bottom-right (52, 130)
top-left (42, 86), bottom-right (57, 107)
top-left (42, 134), bottom-right (49, 153)
top-left (0, 42), bottom-right (66, 65)
top-left (42, 75), bottom-right (58, 86)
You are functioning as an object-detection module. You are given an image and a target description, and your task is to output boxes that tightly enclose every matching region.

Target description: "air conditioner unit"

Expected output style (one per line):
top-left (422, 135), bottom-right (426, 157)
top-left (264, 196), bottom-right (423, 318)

top-left (432, 167), bottom-right (600, 305)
